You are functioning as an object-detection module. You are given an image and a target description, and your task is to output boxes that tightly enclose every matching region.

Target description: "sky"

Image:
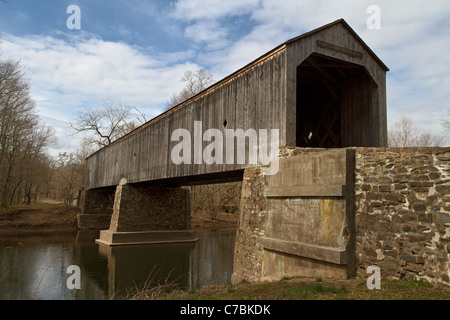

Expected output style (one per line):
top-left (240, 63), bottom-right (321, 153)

top-left (0, 0), bottom-right (449, 156)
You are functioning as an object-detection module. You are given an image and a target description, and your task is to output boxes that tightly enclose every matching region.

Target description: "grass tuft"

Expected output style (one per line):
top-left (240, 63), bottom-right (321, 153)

top-left (130, 276), bottom-right (450, 301)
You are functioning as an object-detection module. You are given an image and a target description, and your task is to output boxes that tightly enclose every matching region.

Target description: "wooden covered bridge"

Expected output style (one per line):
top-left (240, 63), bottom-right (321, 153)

top-left (79, 19), bottom-right (388, 247)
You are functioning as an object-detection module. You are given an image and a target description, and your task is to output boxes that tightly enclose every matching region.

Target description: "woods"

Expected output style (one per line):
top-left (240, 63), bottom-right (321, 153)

top-left (0, 55), bottom-right (86, 209)
top-left (0, 57), bottom-right (55, 208)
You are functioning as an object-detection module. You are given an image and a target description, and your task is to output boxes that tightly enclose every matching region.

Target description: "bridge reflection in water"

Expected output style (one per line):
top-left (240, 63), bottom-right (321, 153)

top-left (0, 230), bottom-right (235, 300)
top-left (93, 230), bottom-right (236, 299)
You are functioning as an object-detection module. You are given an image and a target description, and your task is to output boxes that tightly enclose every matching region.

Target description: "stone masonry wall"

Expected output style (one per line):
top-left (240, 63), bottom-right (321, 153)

top-left (354, 147), bottom-right (450, 287)
top-left (232, 147), bottom-right (450, 288)
top-left (81, 187), bottom-right (116, 215)
top-left (109, 183), bottom-right (191, 233)
top-left (231, 166), bottom-right (268, 284)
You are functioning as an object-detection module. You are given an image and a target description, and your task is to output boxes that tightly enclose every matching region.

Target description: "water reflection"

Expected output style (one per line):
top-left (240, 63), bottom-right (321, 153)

top-left (0, 230), bottom-right (236, 300)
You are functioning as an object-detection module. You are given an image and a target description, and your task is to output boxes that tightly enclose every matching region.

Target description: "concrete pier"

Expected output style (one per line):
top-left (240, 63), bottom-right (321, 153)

top-left (95, 181), bottom-right (198, 246)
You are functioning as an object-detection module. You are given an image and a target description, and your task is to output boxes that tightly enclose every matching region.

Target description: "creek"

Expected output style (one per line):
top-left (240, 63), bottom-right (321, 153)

top-left (0, 229), bottom-right (236, 300)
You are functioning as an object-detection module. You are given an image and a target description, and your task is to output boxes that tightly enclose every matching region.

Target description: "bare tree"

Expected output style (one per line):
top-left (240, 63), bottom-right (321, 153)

top-left (71, 101), bottom-right (145, 150)
top-left (53, 152), bottom-right (84, 211)
top-left (21, 153), bottom-right (53, 205)
top-left (388, 117), bottom-right (420, 147)
top-left (415, 131), bottom-right (446, 147)
top-left (75, 137), bottom-right (96, 162)
top-left (190, 181), bottom-right (242, 220)
top-left (442, 109), bottom-right (450, 134)
top-left (388, 116), bottom-right (445, 147)
top-left (166, 68), bottom-right (214, 110)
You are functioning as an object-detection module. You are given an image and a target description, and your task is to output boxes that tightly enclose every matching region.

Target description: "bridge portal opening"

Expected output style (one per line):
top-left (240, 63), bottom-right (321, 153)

top-left (296, 53), bottom-right (378, 148)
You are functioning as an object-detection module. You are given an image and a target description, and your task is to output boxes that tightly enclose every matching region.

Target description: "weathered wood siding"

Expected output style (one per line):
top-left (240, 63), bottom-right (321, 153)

top-left (86, 48), bottom-right (288, 189)
top-left (85, 20), bottom-right (388, 190)
top-left (341, 74), bottom-right (379, 147)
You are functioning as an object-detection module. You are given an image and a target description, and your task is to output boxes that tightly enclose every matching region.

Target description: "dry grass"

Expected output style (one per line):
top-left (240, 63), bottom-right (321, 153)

top-left (132, 276), bottom-right (450, 301)
top-left (114, 266), bottom-right (186, 300)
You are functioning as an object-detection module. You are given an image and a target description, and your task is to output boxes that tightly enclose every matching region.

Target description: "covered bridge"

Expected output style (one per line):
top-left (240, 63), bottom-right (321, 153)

top-left (79, 19), bottom-right (388, 247)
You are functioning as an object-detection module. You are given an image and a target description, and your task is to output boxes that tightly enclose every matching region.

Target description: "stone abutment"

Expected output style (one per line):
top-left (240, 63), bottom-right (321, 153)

top-left (232, 147), bottom-right (450, 288)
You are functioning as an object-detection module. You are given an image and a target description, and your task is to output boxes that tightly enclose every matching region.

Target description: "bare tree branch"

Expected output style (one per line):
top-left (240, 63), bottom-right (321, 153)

top-left (388, 116), bottom-right (445, 147)
top-left (442, 109), bottom-right (450, 135)
top-left (70, 101), bottom-right (146, 151)
top-left (165, 68), bottom-right (214, 110)
top-left (53, 152), bottom-right (84, 211)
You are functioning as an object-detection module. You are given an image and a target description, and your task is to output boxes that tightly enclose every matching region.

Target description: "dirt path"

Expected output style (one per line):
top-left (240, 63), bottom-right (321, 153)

top-left (39, 199), bottom-right (63, 205)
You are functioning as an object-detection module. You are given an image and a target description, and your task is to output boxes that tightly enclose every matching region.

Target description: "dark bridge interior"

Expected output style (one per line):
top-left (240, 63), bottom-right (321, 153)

top-left (296, 53), bottom-right (376, 148)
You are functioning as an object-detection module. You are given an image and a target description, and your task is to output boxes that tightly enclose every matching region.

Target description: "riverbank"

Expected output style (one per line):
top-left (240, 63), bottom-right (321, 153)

top-left (132, 275), bottom-right (450, 300)
top-left (0, 203), bottom-right (239, 235)
top-left (1, 204), bottom-right (449, 301)
top-left (0, 203), bottom-right (79, 235)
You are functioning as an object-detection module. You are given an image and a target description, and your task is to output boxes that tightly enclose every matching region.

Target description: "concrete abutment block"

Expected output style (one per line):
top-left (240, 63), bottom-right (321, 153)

top-left (232, 148), bottom-right (357, 284)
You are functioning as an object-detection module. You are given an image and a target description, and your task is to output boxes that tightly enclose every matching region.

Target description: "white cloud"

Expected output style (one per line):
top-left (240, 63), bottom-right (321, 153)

top-left (1, 33), bottom-right (200, 121)
top-left (184, 20), bottom-right (230, 50)
top-left (171, 0), bottom-right (260, 21)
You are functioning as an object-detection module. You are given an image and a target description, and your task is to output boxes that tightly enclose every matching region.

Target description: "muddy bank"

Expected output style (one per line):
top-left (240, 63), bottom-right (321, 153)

top-left (0, 204), bottom-right (79, 236)
top-left (0, 204), bottom-right (238, 236)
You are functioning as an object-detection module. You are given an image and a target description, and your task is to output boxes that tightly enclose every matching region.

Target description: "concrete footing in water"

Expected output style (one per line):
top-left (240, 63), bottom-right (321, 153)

top-left (95, 229), bottom-right (199, 246)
